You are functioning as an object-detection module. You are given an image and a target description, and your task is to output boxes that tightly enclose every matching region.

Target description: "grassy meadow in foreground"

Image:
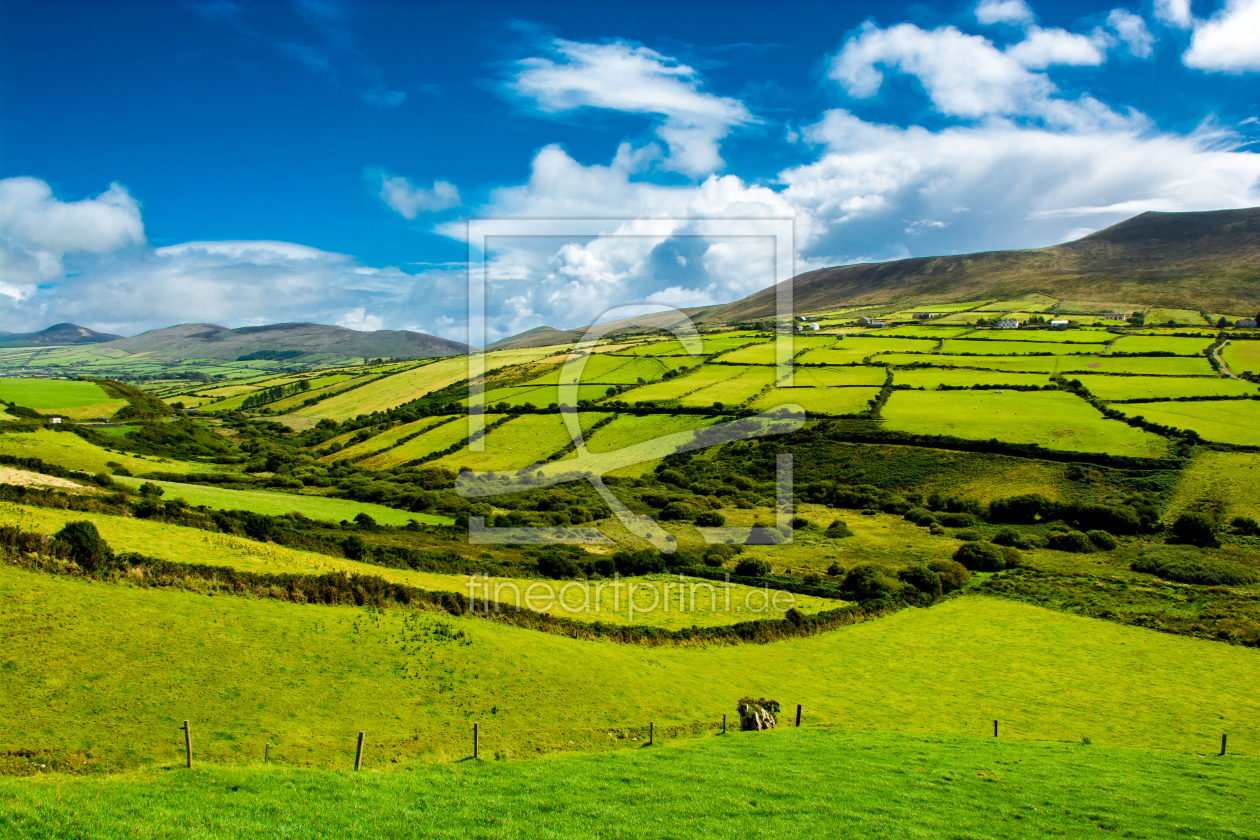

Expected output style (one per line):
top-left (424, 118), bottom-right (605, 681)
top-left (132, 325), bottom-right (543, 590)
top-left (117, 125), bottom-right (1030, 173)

top-left (2, 728), bottom-right (1255, 840)
top-left (2, 561), bottom-right (1258, 772)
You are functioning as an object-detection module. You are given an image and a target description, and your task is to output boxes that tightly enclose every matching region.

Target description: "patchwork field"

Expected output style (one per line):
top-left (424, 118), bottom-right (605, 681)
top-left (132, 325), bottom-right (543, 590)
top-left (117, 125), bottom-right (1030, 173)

top-left (750, 386), bottom-right (880, 416)
top-left (1114, 400), bottom-right (1260, 446)
top-left (1069, 374), bottom-right (1255, 400)
top-left (0, 429), bottom-right (212, 475)
top-left (0, 379), bottom-right (116, 409)
top-left (109, 478), bottom-right (450, 525)
top-left (891, 368), bottom-right (1052, 389)
top-left (1165, 450), bottom-right (1260, 523)
top-left (1108, 335), bottom-right (1215, 355)
top-left (881, 390), bottom-right (1170, 456)
top-left (430, 413), bottom-right (579, 471)
top-left (787, 366), bottom-right (888, 387)
top-left (939, 339), bottom-right (1095, 356)
top-left (1221, 339), bottom-right (1260, 374)
top-left (357, 415), bottom-right (497, 469)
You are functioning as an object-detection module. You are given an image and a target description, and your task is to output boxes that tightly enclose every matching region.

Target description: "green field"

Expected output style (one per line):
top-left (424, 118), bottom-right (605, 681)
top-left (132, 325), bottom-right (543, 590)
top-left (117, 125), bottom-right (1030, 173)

top-left (110, 478), bottom-right (450, 525)
top-left (2, 568), bottom-right (1258, 772)
top-left (939, 339), bottom-right (1095, 356)
top-left (326, 416), bottom-right (457, 463)
top-left (0, 429), bottom-right (212, 475)
top-left (0, 379), bottom-right (115, 409)
top-left (430, 414), bottom-right (579, 472)
top-left (1221, 339), bottom-right (1260, 374)
top-left (750, 386), bottom-right (880, 416)
top-left (1166, 450), bottom-right (1260, 524)
top-left (1069, 374), bottom-right (1254, 400)
top-left (583, 413), bottom-right (718, 454)
top-left (788, 366), bottom-right (888, 387)
top-left (1057, 355), bottom-right (1218, 376)
top-left (1146, 307), bottom-right (1209, 325)
top-left (797, 337), bottom-right (933, 365)
top-left (1108, 335), bottom-right (1215, 355)
top-left (4, 728), bottom-right (1255, 840)
top-left (1114, 400), bottom-right (1260, 446)
top-left (626, 364), bottom-right (757, 403)
top-left (881, 354), bottom-right (1066, 373)
top-left (967, 330), bottom-right (1112, 343)
top-left (674, 366), bottom-right (775, 408)
top-left (355, 417), bottom-right (489, 469)
top-left (892, 368), bottom-right (1052, 389)
top-left (881, 390), bottom-right (1170, 456)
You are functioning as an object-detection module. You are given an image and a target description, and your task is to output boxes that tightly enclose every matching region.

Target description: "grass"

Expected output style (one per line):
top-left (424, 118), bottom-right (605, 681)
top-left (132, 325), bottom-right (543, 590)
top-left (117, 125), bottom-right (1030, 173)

top-left (289, 359), bottom-right (468, 420)
top-left (109, 478), bottom-right (450, 525)
top-left (787, 366), bottom-right (887, 387)
top-left (892, 368), bottom-right (1052, 389)
top-left (2, 728), bottom-right (1256, 839)
top-left (1068, 374), bottom-right (1255, 401)
top-left (324, 416), bottom-right (455, 463)
top-left (674, 367), bottom-right (776, 408)
top-left (1113, 400), bottom-right (1260, 446)
top-left (430, 414), bottom-right (579, 472)
top-left (1108, 335), bottom-right (1215, 355)
top-left (1057, 356), bottom-right (1218, 376)
top-left (0, 429), bottom-right (213, 475)
top-left (1, 569), bottom-right (1258, 772)
top-left (749, 387), bottom-right (881, 416)
top-left (357, 417), bottom-right (492, 470)
top-left (625, 365), bottom-right (758, 403)
top-left (1146, 308), bottom-right (1209, 326)
top-left (881, 390), bottom-right (1169, 457)
top-left (583, 414), bottom-right (718, 454)
top-left (966, 330), bottom-right (1111, 344)
top-left (882, 354), bottom-right (1065, 373)
top-left (0, 380), bottom-right (116, 409)
top-left (0, 502), bottom-right (822, 627)
top-left (1166, 450), bottom-right (1260, 523)
top-left (1221, 340), bottom-right (1260, 374)
top-left (940, 339), bottom-right (1096, 356)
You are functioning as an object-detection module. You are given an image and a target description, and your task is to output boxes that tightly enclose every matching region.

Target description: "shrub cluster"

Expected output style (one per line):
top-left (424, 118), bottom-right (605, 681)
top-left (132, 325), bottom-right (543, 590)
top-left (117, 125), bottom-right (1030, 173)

top-left (1131, 547), bottom-right (1259, 586)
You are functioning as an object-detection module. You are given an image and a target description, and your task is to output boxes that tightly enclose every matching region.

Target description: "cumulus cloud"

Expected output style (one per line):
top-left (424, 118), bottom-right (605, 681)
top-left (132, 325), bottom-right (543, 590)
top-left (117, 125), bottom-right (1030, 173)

top-left (507, 39), bottom-right (755, 176)
top-left (1184, 0), bottom-right (1260, 72)
top-left (1107, 9), bottom-right (1155, 59)
top-left (975, 0), bottom-right (1035, 26)
top-left (0, 177), bottom-right (145, 286)
top-left (779, 109), bottom-right (1260, 258)
top-left (829, 22), bottom-right (1128, 128)
top-left (1154, 0), bottom-right (1194, 29)
top-left (369, 169), bottom-right (461, 218)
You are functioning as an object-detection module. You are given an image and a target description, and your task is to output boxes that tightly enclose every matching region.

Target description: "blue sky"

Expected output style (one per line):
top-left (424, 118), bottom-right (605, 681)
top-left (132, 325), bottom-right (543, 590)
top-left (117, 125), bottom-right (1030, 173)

top-left (1, 0), bottom-right (1258, 342)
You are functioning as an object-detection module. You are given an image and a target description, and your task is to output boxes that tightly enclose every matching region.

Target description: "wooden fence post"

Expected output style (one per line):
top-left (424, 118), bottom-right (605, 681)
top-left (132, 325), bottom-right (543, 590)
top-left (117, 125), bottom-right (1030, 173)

top-left (1220, 734), bottom-right (1227, 756)
top-left (649, 721), bottom-right (654, 746)
top-left (183, 720), bottom-right (192, 769)
top-left (354, 731), bottom-right (365, 771)
top-left (474, 723), bottom-right (479, 760)
top-left (264, 743), bottom-right (270, 764)
top-left (993, 720), bottom-right (998, 738)
top-left (796, 704), bottom-right (802, 727)
top-left (722, 714), bottom-right (726, 735)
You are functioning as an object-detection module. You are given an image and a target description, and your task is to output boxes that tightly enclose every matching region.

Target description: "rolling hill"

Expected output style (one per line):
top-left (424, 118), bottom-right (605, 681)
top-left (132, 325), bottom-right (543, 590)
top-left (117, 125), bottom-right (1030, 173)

top-left (709, 207), bottom-right (1260, 322)
top-left (102, 322), bottom-right (471, 361)
top-left (0, 323), bottom-right (123, 347)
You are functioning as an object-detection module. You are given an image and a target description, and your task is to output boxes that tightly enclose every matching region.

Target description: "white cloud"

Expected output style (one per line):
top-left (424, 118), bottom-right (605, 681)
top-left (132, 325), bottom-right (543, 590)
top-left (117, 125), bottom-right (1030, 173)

top-left (975, 0), bottom-right (1035, 26)
top-left (1154, 0), bottom-right (1194, 29)
top-left (1107, 9), bottom-right (1155, 58)
top-left (0, 177), bottom-right (145, 285)
top-left (829, 22), bottom-right (1128, 128)
top-left (1006, 26), bottom-right (1109, 69)
top-left (369, 169), bottom-right (461, 218)
top-left (336, 307), bottom-right (385, 331)
top-left (1184, 0), bottom-right (1260, 72)
top-left (360, 82), bottom-right (406, 109)
top-left (780, 109), bottom-right (1260, 259)
top-left (507, 39), bottom-right (755, 176)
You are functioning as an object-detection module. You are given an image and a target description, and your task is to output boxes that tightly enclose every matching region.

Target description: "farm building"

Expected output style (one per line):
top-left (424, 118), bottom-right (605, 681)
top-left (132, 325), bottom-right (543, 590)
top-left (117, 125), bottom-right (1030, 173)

top-left (912, 312), bottom-right (932, 320)
top-left (1236, 319), bottom-right (1257, 328)
top-left (996, 319), bottom-right (1020, 329)
top-left (1050, 320), bottom-right (1070, 326)
top-left (1104, 313), bottom-right (1127, 321)
top-left (857, 316), bottom-right (884, 326)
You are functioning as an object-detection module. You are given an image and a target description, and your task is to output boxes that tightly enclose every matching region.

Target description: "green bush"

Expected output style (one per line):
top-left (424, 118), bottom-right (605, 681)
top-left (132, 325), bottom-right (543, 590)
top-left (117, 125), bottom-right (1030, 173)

top-left (657, 469), bottom-right (688, 487)
top-left (694, 511), bottom-right (726, 527)
top-left (938, 512), bottom-right (976, 528)
top-left (1131, 547), bottom-right (1259, 586)
top-left (138, 481), bottom-right (164, 498)
top-left (840, 563), bottom-right (905, 600)
top-left (54, 520), bottom-right (113, 572)
top-left (897, 564), bottom-right (942, 600)
top-left (825, 562), bottom-right (845, 576)
top-left (658, 502), bottom-right (698, 522)
top-left (1229, 516), bottom-right (1260, 537)
top-left (1086, 529), bottom-right (1118, 551)
top-left (1172, 512), bottom-right (1219, 548)
top-left (734, 557), bottom-right (771, 577)
top-left (903, 507), bottom-right (936, 527)
top-left (802, 573), bottom-right (822, 586)
top-left (955, 529), bottom-right (983, 542)
top-left (953, 541), bottom-right (1006, 572)
top-left (536, 550), bottom-right (581, 580)
top-left (1046, 530), bottom-right (1094, 553)
top-left (825, 520), bottom-right (853, 538)
top-left (991, 528), bottom-right (1041, 550)
top-left (927, 559), bottom-right (971, 592)
top-left (789, 516), bottom-right (812, 530)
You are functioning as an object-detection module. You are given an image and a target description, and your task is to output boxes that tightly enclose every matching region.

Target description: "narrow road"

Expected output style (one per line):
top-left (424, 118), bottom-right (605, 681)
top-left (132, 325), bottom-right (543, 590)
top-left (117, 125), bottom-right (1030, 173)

top-left (1213, 339), bottom-right (1241, 380)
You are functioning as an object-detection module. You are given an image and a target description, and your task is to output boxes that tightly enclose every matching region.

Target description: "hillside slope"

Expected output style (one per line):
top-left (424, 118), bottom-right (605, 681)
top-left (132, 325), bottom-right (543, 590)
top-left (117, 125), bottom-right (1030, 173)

top-left (0, 323), bottom-right (123, 347)
top-left (104, 322), bottom-right (471, 361)
top-left (710, 207), bottom-right (1260, 321)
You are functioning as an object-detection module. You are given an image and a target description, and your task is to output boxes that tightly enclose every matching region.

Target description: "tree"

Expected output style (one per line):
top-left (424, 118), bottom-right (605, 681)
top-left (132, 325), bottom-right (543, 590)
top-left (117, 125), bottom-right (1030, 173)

top-left (953, 541), bottom-right (1006, 571)
top-left (734, 557), bottom-right (771, 577)
top-left (1172, 512), bottom-right (1218, 548)
top-left (55, 520), bottom-right (113, 571)
top-left (138, 481), bottom-right (164, 498)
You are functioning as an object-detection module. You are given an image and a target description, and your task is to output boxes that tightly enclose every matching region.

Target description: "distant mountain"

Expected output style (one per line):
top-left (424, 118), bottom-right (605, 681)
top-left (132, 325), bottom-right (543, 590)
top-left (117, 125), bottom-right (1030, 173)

top-left (484, 326), bottom-right (587, 351)
top-left (0, 323), bottom-right (124, 347)
top-left (105, 322), bottom-right (471, 362)
top-left (706, 207), bottom-right (1260, 322)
